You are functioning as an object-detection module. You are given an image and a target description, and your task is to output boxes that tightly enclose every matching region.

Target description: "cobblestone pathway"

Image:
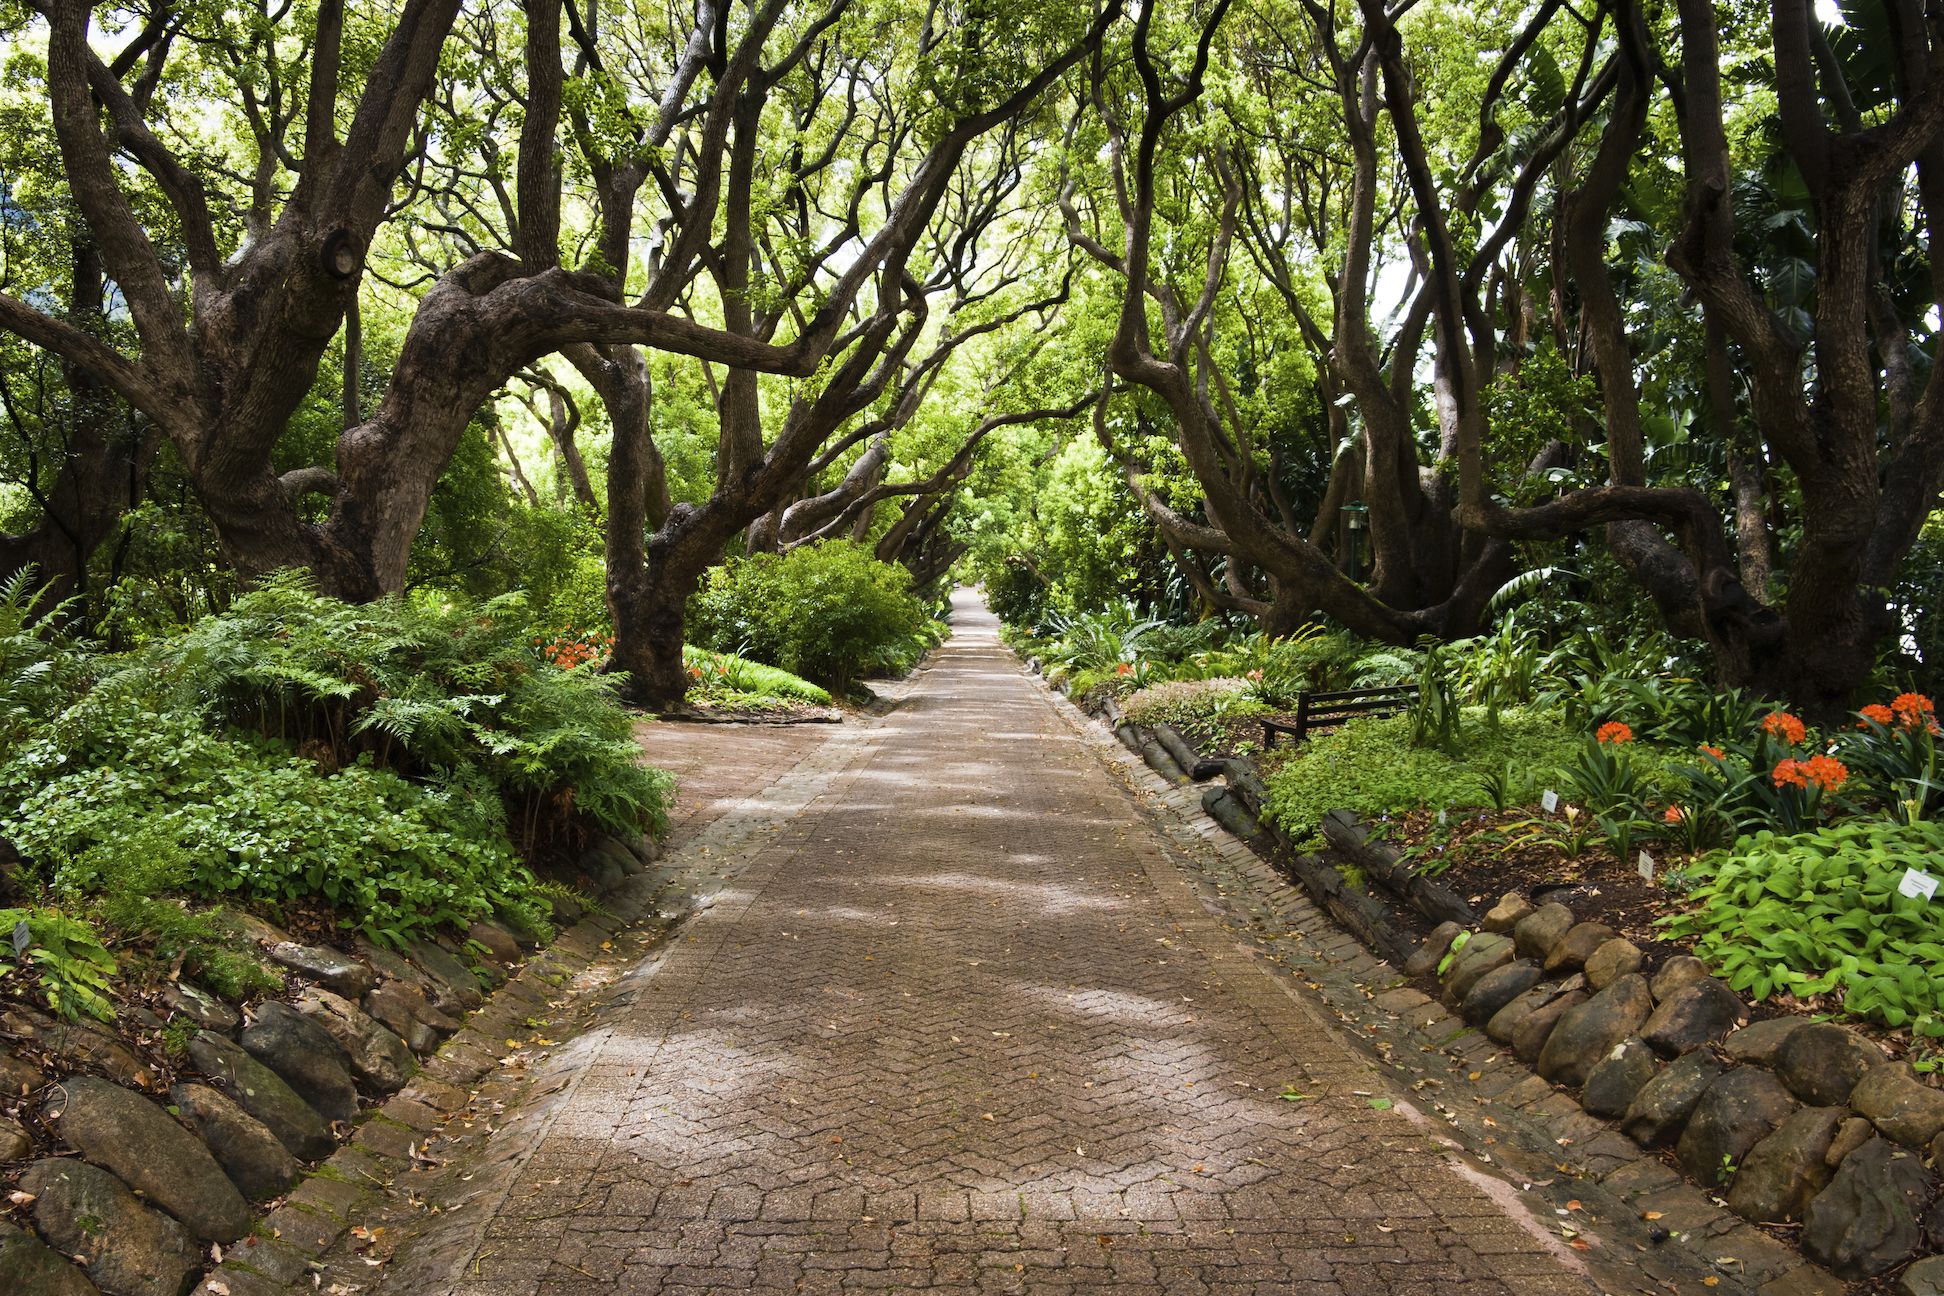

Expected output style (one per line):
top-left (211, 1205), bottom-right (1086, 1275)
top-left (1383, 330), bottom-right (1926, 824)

top-left (351, 594), bottom-right (1610, 1295)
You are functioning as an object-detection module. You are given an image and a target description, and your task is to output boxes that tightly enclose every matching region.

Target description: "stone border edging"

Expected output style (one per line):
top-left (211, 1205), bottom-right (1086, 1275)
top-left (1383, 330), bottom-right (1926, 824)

top-left (1033, 668), bottom-right (1848, 1296)
top-left (182, 721), bottom-right (878, 1296)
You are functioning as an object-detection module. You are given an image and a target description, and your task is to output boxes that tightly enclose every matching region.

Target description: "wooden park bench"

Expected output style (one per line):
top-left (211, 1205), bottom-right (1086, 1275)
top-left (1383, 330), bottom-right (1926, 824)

top-left (1261, 683), bottom-right (1420, 747)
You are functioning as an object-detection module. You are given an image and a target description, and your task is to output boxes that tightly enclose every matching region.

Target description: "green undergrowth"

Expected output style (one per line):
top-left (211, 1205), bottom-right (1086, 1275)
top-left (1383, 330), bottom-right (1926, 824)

top-left (0, 572), bottom-right (672, 1019)
top-left (682, 645), bottom-right (833, 707)
top-left (1664, 820), bottom-right (1944, 1044)
top-left (1262, 709), bottom-right (1580, 843)
top-left (688, 540), bottom-right (939, 692)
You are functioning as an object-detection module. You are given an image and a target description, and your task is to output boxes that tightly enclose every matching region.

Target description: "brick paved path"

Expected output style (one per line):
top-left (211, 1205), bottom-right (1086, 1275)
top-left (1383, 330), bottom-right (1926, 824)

top-left (379, 593), bottom-right (1605, 1295)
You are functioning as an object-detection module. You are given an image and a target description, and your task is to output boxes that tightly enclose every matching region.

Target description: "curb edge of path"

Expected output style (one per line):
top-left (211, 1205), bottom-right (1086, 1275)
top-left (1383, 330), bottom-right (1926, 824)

top-left (189, 717), bottom-right (873, 1296)
top-left (1026, 657), bottom-right (1843, 1296)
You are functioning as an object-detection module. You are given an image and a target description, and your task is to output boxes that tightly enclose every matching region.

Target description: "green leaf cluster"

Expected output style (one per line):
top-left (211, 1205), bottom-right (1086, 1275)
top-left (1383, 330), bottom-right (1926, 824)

top-left (1663, 820), bottom-right (1944, 1039)
top-left (1, 704), bottom-right (548, 948)
top-left (688, 541), bottom-right (934, 692)
top-left (143, 571), bottom-right (671, 843)
top-left (1262, 709), bottom-right (1580, 843)
top-left (0, 907), bottom-right (118, 1022)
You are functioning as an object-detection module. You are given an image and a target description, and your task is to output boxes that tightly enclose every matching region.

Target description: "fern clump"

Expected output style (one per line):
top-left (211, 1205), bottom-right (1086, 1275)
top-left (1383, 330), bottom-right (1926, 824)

top-left (138, 572), bottom-right (671, 844)
top-left (0, 572), bottom-right (666, 954)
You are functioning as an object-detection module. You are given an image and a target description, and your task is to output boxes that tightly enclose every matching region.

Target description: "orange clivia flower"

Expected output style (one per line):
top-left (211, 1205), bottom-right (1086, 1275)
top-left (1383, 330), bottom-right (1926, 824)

top-left (1771, 758), bottom-right (1809, 789)
top-left (1803, 754), bottom-right (1849, 791)
top-left (1860, 704), bottom-right (1896, 728)
top-left (1596, 721), bottom-right (1634, 745)
top-left (1663, 805), bottom-right (1684, 824)
top-left (1761, 711), bottom-right (1807, 745)
top-left (1699, 744), bottom-right (1726, 761)
top-left (1892, 692), bottom-right (1937, 727)
top-left (1116, 662), bottom-right (1133, 676)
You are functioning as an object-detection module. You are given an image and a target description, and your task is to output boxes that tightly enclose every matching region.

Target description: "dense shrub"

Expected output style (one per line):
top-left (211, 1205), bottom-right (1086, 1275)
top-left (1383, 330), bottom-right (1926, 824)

top-left (689, 540), bottom-right (932, 691)
top-left (1262, 709), bottom-right (1580, 842)
top-left (1, 705), bottom-right (548, 947)
top-left (1121, 677), bottom-right (1264, 730)
top-left (147, 572), bottom-right (669, 843)
top-left (981, 556), bottom-right (1050, 628)
top-left (0, 574), bottom-right (671, 951)
top-left (1664, 820), bottom-right (1944, 1042)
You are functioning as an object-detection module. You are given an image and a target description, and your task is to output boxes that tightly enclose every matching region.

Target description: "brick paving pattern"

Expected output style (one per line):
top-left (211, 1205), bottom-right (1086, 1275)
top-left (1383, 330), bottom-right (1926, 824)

top-left (636, 715), bottom-right (840, 849)
top-left (364, 593), bottom-right (1605, 1295)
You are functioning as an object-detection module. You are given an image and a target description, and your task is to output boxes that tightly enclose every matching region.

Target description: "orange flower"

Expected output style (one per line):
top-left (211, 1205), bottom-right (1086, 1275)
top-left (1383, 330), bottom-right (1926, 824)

top-left (1699, 744), bottom-right (1726, 761)
top-left (1860, 704), bottom-right (1896, 728)
top-left (1663, 805), bottom-right (1684, 824)
top-left (1761, 711), bottom-right (1807, 745)
top-left (1803, 754), bottom-right (1849, 791)
top-left (1116, 662), bottom-right (1133, 676)
top-left (1892, 693), bottom-right (1937, 728)
top-left (1595, 721), bottom-right (1634, 745)
top-left (1771, 758), bottom-right (1809, 789)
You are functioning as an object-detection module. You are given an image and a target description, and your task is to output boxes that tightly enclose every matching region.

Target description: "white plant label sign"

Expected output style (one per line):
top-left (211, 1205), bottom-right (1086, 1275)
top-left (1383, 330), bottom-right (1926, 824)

top-left (1541, 789), bottom-right (1560, 814)
top-left (1637, 851), bottom-right (1655, 882)
top-left (1898, 868), bottom-right (1939, 901)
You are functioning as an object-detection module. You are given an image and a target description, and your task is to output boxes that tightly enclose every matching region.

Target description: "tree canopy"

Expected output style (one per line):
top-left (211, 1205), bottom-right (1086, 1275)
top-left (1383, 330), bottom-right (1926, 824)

top-left (4, 0), bottom-right (1944, 711)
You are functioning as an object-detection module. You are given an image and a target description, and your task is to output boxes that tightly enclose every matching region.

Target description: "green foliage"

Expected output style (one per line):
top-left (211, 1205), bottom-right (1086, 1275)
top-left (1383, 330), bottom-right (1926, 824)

top-left (1208, 627), bottom-right (1383, 709)
top-left (1, 707), bottom-right (550, 947)
top-left (66, 848), bottom-right (283, 1001)
top-left (981, 557), bottom-right (1051, 628)
top-left (0, 907), bottom-right (118, 1022)
top-left (0, 569), bottom-right (89, 747)
top-left (145, 572), bottom-right (669, 843)
top-left (1408, 643), bottom-right (1464, 752)
top-left (1482, 345), bottom-right (1598, 502)
top-left (1120, 677), bottom-right (1265, 730)
top-left (1040, 602), bottom-right (1165, 676)
top-left (689, 541), bottom-right (932, 692)
top-left (682, 645), bottom-right (833, 706)
top-left (1664, 820), bottom-right (1944, 1040)
top-left (1262, 710), bottom-right (1580, 843)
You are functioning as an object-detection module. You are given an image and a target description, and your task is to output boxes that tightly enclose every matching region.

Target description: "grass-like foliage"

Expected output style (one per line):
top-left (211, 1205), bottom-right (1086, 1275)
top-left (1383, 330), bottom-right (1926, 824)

top-left (683, 645), bottom-right (833, 706)
top-left (688, 540), bottom-right (935, 692)
top-left (1262, 710), bottom-right (1579, 843)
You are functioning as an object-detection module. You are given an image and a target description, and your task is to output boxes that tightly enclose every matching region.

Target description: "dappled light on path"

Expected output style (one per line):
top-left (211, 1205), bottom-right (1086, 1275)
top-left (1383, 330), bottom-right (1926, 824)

top-left (374, 590), bottom-right (1599, 1295)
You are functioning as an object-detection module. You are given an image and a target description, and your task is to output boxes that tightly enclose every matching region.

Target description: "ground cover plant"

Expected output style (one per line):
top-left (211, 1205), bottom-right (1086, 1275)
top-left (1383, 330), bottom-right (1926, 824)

top-left (0, 572), bottom-right (674, 1024)
top-left (1008, 578), bottom-right (1944, 1065)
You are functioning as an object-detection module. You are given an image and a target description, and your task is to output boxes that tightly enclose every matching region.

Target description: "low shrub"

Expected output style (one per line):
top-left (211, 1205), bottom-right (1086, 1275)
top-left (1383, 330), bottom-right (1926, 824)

top-left (142, 572), bottom-right (670, 845)
top-left (1663, 820), bottom-right (1944, 1043)
top-left (682, 645), bottom-right (833, 707)
top-left (1, 704), bottom-right (550, 947)
top-left (1121, 677), bottom-right (1264, 730)
top-left (1262, 709), bottom-right (1580, 843)
top-left (689, 541), bottom-right (932, 691)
